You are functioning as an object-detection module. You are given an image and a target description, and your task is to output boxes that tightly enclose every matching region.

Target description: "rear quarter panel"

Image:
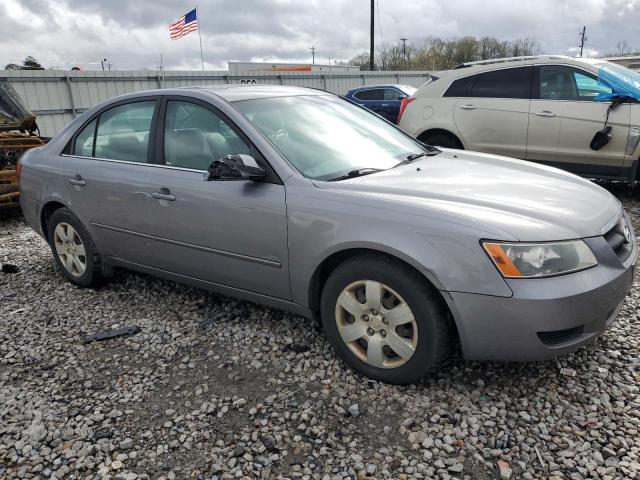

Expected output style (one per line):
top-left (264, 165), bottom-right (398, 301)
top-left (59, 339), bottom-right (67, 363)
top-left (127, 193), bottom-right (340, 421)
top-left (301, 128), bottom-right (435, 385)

top-left (19, 149), bottom-right (70, 236)
top-left (398, 96), bottom-right (462, 142)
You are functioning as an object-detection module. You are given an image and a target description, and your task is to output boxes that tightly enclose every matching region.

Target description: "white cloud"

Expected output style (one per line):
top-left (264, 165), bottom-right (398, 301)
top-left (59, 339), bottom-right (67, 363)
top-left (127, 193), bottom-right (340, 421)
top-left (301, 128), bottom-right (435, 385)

top-left (1, 0), bottom-right (638, 70)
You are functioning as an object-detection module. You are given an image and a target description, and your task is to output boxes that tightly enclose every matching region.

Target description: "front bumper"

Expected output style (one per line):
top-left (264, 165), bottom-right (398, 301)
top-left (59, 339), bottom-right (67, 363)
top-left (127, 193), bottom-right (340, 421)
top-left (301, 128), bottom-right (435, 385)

top-left (445, 234), bottom-right (637, 361)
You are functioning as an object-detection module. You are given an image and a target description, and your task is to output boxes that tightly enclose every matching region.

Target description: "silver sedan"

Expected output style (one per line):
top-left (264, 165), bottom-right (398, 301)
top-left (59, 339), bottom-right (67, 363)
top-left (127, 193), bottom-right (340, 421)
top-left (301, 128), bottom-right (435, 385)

top-left (19, 85), bottom-right (636, 384)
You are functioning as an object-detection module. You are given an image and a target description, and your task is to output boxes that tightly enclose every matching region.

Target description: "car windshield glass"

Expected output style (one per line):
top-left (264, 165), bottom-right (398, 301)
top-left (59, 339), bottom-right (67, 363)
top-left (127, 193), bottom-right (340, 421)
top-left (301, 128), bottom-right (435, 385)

top-left (234, 95), bottom-right (432, 180)
top-left (596, 62), bottom-right (640, 101)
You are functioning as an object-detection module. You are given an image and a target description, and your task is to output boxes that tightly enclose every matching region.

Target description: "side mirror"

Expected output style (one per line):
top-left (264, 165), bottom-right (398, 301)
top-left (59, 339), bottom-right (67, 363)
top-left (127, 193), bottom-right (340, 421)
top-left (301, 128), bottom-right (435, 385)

top-left (207, 154), bottom-right (266, 182)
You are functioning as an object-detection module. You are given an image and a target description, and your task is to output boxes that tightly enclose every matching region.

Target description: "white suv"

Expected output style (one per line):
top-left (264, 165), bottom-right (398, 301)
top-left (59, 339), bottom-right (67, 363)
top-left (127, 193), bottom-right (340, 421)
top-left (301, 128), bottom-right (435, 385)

top-left (398, 55), bottom-right (640, 181)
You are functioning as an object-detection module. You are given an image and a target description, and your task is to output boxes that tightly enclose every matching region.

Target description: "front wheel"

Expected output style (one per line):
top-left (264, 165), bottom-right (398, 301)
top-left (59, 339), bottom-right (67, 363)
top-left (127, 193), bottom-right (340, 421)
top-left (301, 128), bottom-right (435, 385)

top-left (320, 254), bottom-right (451, 384)
top-left (47, 207), bottom-right (108, 287)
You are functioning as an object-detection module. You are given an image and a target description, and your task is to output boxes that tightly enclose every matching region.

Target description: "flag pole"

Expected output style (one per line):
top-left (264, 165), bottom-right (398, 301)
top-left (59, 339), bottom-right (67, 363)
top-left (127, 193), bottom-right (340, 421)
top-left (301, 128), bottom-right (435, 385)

top-left (196, 5), bottom-right (204, 71)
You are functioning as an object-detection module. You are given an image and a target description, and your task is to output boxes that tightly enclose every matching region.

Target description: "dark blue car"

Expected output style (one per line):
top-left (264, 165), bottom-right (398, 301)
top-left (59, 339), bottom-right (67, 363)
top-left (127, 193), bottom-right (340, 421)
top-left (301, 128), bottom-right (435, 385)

top-left (344, 84), bottom-right (417, 123)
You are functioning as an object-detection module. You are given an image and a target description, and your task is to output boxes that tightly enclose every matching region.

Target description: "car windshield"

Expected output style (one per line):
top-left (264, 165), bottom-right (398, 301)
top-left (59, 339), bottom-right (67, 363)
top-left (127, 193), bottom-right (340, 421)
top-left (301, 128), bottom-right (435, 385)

top-left (234, 95), bottom-right (432, 180)
top-left (596, 62), bottom-right (640, 101)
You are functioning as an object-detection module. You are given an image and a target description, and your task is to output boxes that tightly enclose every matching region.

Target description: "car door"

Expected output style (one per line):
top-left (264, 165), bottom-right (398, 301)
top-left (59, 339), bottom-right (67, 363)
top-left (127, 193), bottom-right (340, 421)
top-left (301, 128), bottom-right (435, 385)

top-left (143, 97), bottom-right (291, 300)
top-left (353, 88), bottom-right (386, 117)
top-left (451, 66), bottom-right (532, 158)
top-left (527, 64), bottom-right (629, 176)
top-left (61, 98), bottom-right (158, 263)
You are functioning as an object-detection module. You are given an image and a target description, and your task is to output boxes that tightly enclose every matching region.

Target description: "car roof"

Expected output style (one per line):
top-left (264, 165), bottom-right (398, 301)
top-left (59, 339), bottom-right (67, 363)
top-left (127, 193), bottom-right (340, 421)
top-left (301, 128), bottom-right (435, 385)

top-left (449, 55), bottom-right (608, 74)
top-left (414, 55), bottom-right (611, 97)
top-left (347, 84), bottom-right (413, 93)
top-left (191, 84), bottom-right (328, 102)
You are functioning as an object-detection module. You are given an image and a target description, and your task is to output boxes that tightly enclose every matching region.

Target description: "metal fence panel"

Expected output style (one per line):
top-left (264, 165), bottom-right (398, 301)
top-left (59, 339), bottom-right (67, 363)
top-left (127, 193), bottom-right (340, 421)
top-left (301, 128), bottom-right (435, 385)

top-left (1, 69), bottom-right (435, 136)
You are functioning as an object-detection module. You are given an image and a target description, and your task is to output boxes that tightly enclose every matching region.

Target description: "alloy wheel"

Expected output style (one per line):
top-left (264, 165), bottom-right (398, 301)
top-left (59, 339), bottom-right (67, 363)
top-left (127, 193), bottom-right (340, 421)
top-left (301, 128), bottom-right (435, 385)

top-left (334, 280), bottom-right (418, 368)
top-left (53, 222), bottom-right (87, 277)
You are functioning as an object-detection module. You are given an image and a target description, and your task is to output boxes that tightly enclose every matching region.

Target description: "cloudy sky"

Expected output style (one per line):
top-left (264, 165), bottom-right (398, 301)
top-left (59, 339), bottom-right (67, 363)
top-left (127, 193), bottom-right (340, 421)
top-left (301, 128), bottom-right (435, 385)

top-left (1, 0), bottom-right (639, 71)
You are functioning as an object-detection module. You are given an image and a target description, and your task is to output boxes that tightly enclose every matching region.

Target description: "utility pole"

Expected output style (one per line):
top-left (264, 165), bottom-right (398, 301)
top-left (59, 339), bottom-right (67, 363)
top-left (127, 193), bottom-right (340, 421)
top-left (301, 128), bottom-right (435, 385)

top-left (579, 26), bottom-right (587, 57)
top-left (310, 46), bottom-right (316, 65)
top-left (400, 38), bottom-right (408, 67)
top-left (101, 58), bottom-right (106, 71)
top-left (369, 0), bottom-right (374, 71)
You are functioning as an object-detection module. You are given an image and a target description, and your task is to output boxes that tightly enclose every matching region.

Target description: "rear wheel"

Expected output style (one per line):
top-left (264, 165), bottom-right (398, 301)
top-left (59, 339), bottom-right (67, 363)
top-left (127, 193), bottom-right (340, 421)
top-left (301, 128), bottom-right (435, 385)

top-left (47, 208), bottom-right (108, 287)
top-left (320, 254), bottom-right (451, 384)
top-left (420, 131), bottom-right (464, 149)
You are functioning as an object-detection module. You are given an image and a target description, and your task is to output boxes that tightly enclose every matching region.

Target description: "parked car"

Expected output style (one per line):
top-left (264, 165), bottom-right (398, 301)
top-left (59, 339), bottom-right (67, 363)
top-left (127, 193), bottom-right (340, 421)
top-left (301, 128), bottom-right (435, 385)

top-left (20, 85), bottom-right (636, 384)
top-left (344, 84), bottom-right (417, 123)
top-left (398, 55), bottom-right (640, 182)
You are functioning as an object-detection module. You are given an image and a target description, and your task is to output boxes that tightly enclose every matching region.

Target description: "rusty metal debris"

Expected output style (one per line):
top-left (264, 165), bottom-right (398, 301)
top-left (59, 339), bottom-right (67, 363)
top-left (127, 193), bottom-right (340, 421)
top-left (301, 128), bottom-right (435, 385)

top-left (0, 80), bottom-right (48, 206)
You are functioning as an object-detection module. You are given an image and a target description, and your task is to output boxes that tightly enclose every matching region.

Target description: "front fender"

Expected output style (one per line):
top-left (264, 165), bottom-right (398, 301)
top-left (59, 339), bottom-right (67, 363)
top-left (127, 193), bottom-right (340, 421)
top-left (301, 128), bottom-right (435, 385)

top-left (285, 184), bottom-right (513, 309)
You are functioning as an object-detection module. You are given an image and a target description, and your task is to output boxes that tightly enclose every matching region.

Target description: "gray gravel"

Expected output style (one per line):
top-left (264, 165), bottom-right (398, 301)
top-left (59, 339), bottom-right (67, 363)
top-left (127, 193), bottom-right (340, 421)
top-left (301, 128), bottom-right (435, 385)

top-left (1, 183), bottom-right (640, 480)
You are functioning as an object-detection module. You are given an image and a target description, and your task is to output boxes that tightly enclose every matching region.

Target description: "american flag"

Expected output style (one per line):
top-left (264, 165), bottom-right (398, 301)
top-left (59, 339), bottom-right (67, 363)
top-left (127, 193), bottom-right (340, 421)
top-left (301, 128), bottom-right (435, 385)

top-left (169, 8), bottom-right (198, 39)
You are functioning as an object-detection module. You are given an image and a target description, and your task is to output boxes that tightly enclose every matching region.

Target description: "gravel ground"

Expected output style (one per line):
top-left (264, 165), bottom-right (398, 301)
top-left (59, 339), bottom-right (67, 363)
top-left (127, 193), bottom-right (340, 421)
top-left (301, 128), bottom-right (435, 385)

top-left (1, 183), bottom-right (640, 480)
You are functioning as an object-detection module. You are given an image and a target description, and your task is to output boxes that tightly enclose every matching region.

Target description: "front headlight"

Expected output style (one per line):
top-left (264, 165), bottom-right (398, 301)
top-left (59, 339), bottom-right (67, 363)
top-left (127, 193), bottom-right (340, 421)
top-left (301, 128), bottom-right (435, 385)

top-left (482, 240), bottom-right (597, 278)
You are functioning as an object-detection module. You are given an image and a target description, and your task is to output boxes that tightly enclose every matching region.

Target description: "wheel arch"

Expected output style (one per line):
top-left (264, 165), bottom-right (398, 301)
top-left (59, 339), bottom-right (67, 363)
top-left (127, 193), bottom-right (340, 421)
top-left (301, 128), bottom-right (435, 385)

top-left (417, 128), bottom-right (465, 149)
top-left (307, 247), bottom-right (459, 339)
top-left (40, 200), bottom-right (69, 242)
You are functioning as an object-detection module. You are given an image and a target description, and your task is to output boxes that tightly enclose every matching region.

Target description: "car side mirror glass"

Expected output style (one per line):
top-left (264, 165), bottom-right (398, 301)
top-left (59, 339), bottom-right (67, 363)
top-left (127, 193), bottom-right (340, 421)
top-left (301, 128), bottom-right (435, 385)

top-left (207, 154), bottom-right (266, 182)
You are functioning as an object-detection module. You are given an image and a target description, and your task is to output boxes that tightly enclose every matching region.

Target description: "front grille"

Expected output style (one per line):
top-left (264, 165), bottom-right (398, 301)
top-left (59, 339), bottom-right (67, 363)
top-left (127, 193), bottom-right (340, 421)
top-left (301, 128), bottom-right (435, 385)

top-left (537, 325), bottom-right (584, 345)
top-left (604, 213), bottom-right (633, 261)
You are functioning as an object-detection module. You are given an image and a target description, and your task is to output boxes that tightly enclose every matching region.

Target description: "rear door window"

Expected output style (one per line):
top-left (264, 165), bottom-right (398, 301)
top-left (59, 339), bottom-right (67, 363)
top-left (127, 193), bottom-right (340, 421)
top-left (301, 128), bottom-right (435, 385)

top-left (354, 89), bottom-right (384, 101)
top-left (73, 119), bottom-right (97, 156)
top-left (470, 67), bottom-right (532, 99)
top-left (94, 101), bottom-right (156, 163)
top-left (444, 74), bottom-right (479, 97)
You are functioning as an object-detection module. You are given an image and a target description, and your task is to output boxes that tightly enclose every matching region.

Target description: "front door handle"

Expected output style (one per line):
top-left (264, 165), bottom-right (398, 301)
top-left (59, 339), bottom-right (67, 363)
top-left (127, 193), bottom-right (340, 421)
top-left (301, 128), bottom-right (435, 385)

top-left (534, 111), bottom-right (556, 117)
top-left (151, 187), bottom-right (176, 202)
top-left (68, 175), bottom-right (86, 186)
top-left (381, 103), bottom-right (389, 107)
top-left (459, 104), bottom-right (476, 110)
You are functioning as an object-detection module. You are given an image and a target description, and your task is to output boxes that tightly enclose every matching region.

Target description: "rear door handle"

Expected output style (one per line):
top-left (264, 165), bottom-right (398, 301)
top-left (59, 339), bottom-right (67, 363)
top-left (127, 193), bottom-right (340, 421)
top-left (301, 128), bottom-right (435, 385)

top-left (151, 188), bottom-right (176, 202)
top-left (459, 104), bottom-right (476, 110)
top-left (534, 111), bottom-right (556, 117)
top-left (68, 175), bottom-right (86, 186)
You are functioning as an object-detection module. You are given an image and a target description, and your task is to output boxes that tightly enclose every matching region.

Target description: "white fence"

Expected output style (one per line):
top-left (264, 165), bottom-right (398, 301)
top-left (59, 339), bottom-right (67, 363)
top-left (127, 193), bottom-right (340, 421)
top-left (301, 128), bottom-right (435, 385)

top-left (1, 69), bottom-right (439, 137)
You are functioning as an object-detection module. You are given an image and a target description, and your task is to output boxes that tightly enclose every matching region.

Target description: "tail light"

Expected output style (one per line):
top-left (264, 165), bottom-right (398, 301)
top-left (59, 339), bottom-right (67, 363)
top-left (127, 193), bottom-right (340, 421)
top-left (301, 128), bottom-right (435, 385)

top-left (397, 97), bottom-right (416, 124)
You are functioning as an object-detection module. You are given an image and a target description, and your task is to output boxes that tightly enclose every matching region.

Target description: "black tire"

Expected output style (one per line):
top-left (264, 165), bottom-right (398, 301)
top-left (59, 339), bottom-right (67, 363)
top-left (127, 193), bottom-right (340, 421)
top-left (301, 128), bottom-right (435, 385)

top-left (47, 207), bottom-right (108, 287)
top-left (320, 253), bottom-right (451, 384)
top-left (421, 132), bottom-right (464, 149)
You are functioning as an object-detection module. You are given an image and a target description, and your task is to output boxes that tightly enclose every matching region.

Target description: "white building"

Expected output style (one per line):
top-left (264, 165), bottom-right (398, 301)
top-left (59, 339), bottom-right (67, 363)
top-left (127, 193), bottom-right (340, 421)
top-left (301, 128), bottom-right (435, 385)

top-left (603, 55), bottom-right (640, 70)
top-left (228, 61), bottom-right (360, 75)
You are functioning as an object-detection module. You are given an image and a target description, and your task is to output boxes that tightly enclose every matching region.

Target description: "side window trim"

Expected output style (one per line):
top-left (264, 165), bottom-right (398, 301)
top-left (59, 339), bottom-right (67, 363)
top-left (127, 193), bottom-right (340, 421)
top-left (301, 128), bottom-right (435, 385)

top-left (66, 97), bottom-right (161, 161)
top-left (158, 95), bottom-right (283, 184)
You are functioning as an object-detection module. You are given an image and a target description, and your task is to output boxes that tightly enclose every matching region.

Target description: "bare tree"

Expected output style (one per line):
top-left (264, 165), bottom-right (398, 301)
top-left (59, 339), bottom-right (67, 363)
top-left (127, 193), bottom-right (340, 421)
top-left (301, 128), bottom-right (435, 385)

top-left (616, 40), bottom-right (630, 56)
top-left (350, 36), bottom-right (543, 71)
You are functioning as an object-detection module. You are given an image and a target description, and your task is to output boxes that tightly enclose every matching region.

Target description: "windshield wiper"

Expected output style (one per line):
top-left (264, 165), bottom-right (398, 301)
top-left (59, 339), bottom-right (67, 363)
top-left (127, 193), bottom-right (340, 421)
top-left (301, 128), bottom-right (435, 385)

top-left (327, 168), bottom-right (384, 182)
top-left (393, 149), bottom-right (440, 169)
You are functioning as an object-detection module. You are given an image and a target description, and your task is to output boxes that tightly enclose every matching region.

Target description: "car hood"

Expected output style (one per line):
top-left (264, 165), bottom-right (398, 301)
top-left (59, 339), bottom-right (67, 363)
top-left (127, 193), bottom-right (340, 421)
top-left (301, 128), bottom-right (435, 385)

top-left (313, 149), bottom-right (621, 241)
